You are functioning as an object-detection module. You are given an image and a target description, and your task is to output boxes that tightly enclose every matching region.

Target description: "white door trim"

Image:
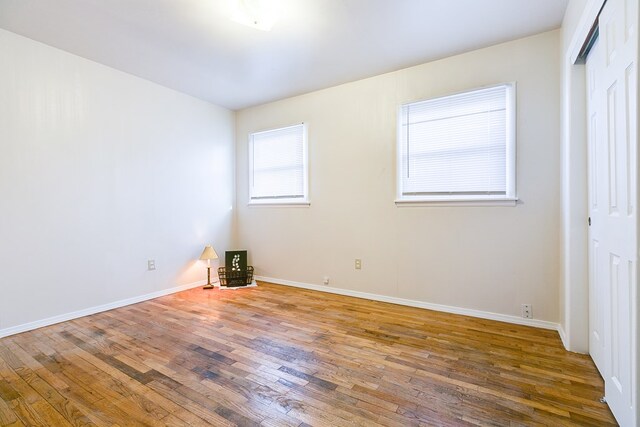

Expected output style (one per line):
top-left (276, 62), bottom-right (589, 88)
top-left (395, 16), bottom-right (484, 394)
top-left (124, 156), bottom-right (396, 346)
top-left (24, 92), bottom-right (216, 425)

top-left (570, 0), bottom-right (607, 64)
top-left (561, 0), bottom-right (607, 355)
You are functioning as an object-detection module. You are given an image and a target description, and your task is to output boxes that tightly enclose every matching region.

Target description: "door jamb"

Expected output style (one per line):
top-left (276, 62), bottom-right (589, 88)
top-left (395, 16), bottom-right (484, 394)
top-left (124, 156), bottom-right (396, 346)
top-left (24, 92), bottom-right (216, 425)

top-left (560, 0), bottom-right (606, 353)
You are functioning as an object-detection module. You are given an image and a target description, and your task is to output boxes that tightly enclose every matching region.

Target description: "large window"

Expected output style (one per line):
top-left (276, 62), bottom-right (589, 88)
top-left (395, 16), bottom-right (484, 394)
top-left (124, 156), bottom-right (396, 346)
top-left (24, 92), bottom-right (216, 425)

top-left (397, 83), bottom-right (516, 205)
top-left (249, 123), bottom-right (308, 205)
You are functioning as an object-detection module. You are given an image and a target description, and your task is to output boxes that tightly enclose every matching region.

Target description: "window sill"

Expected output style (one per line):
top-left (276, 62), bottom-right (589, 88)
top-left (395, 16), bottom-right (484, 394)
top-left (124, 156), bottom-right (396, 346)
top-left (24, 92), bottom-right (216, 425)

top-left (248, 201), bottom-right (310, 207)
top-left (395, 198), bottom-right (518, 207)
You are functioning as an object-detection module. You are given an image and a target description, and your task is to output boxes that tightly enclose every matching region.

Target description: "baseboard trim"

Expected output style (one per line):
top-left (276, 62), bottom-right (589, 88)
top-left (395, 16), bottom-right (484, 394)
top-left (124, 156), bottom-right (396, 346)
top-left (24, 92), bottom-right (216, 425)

top-left (1, 276), bottom-right (563, 340)
top-left (256, 276), bottom-right (560, 331)
top-left (0, 280), bottom-right (206, 339)
top-left (557, 324), bottom-right (569, 350)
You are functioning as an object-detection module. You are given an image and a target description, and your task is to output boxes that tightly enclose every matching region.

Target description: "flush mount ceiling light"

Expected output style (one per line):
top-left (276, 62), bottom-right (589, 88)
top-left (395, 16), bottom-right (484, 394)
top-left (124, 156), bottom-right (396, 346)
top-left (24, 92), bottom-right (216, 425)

top-left (231, 0), bottom-right (279, 31)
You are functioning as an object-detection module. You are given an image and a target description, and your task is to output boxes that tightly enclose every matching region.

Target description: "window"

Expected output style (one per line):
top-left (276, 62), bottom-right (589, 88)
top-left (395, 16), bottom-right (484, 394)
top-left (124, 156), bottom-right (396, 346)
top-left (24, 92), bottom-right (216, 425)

top-left (249, 123), bottom-right (308, 205)
top-left (397, 83), bottom-right (516, 205)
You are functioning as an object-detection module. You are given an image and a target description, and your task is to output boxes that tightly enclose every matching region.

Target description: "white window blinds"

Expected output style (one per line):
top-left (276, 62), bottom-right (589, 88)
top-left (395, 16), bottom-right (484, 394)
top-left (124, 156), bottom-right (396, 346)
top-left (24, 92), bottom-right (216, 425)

top-left (399, 84), bottom-right (515, 201)
top-left (250, 124), bottom-right (308, 203)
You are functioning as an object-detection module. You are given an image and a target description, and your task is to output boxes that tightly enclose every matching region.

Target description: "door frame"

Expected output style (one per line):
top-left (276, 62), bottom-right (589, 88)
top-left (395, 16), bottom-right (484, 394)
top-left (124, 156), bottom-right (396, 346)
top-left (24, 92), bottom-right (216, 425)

top-left (562, 0), bottom-right (638, 424)
top-left (560, 0), bottom-right (607, 355)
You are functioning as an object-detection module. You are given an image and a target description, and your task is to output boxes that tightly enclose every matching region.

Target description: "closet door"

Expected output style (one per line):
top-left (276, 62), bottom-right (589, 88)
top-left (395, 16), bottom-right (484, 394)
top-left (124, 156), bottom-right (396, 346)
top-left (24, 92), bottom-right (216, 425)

top-left (586, 35), bottom-right (607, 377)
top-left (587, 0), bottom-right (638, 425)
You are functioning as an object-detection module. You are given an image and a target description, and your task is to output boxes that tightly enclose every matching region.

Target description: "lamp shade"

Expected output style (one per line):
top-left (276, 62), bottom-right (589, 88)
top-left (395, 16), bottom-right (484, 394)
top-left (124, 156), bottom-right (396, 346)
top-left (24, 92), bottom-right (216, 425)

top-left (199, 245), bottom-right (219, 261)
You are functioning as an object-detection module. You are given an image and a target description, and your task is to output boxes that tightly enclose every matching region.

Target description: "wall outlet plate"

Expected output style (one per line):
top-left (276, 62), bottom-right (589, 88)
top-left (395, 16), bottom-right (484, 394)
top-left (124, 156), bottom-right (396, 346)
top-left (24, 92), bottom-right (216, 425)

top-left (521, 304), bottom-right (532, 319)
top-left (323, 276), bottom-right (330, 285)
top-left (147, 260), bottom-right (156, 271)
top-left (355, 259), bottom-right (362, 270)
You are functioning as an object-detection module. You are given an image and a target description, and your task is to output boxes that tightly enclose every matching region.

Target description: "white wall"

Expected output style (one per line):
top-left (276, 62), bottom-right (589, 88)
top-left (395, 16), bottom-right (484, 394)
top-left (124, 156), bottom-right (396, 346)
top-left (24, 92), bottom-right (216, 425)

top-left (0, 29), bottom-right (235, 333)
top-left (236, 31), bottom-right (561, 324)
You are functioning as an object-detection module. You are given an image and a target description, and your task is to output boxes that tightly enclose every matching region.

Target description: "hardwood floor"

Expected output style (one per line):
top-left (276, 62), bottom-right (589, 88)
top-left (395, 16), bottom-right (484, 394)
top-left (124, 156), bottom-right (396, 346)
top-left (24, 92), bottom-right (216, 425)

top-left (0, 282), bottom-right (616, 426)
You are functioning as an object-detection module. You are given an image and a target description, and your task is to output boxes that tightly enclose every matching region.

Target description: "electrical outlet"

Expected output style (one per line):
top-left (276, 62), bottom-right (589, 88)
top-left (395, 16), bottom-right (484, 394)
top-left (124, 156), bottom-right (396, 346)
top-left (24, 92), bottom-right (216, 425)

top-left (521, 304), bottom-right (532, 319)
top-left (355, 259), bottom-right (362, 270)
top-left (147, 260), bottom-right (156, 271)
top-left (323, 276), bottom-right (330, 285)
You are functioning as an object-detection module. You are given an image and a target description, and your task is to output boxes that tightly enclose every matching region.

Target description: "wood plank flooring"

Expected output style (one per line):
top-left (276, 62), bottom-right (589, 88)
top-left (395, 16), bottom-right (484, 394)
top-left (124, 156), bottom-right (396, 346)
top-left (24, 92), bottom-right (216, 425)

top-left (0, 282), bottom-right (616, 426)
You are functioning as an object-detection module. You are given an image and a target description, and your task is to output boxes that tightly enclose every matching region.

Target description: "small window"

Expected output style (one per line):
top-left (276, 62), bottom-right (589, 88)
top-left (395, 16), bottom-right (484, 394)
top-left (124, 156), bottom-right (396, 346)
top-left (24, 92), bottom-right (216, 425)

top-left (249, 124), bottom-right (308, 205)
top-left (397, 83), bottom-right (516, 205)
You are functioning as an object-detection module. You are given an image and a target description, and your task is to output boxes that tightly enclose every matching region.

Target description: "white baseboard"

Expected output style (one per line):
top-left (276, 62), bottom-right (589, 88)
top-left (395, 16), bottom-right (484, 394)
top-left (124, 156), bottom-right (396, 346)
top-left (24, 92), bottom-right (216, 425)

top-left (0, 276), bottom-right (565, 344)
top-left (557, 324), bottom-right (569, 350)
top-left (0, 280), bottom-right (206, 339)
top-left (256, 276), bottom-right (561, 332)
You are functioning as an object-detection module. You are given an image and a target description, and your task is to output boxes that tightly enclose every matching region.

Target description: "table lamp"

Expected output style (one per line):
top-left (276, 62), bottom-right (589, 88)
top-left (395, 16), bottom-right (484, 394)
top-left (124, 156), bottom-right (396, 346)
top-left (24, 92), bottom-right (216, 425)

top-left (199, 245), bottom-right (219, 289)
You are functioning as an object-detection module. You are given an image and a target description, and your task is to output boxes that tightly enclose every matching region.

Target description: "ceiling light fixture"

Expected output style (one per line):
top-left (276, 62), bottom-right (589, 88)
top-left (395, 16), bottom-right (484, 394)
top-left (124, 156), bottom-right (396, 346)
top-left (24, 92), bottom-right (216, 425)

top-left (230, 0), bottom-right (278, 31)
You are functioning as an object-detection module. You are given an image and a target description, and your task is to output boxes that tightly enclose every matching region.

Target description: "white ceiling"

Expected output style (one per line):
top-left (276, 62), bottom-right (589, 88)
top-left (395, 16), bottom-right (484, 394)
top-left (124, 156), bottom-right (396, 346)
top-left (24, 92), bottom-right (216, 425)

top-left (0, 0), bottom-right (568, 110)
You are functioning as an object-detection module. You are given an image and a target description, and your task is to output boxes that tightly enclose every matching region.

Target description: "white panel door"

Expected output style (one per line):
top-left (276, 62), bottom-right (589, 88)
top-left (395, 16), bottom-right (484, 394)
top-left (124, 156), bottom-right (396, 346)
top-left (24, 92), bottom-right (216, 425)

top-left (586, 36), bottom-right (607, 377)
top-left (588, 0), bottom-right (638, 425)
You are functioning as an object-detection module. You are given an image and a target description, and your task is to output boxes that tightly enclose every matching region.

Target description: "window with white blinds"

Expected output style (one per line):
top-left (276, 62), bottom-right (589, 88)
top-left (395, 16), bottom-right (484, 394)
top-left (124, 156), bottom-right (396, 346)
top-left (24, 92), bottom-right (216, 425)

top-left (397, 83), bottom-right (516, 203)
top-left (249, 124), bottom-right (308, 204)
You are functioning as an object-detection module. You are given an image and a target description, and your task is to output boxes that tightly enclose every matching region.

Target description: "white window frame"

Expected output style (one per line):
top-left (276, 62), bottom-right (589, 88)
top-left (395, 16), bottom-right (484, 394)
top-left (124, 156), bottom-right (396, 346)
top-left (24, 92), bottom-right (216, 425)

top-left (396, 83), bottom-right (517, 207)
top-left (248, 123), bottom-right (309, 206)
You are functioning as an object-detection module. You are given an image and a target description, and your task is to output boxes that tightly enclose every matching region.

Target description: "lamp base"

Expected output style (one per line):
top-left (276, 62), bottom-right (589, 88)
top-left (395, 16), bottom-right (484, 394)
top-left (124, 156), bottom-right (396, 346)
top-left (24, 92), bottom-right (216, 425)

top-left (203, 266), bottom-right (214, 290)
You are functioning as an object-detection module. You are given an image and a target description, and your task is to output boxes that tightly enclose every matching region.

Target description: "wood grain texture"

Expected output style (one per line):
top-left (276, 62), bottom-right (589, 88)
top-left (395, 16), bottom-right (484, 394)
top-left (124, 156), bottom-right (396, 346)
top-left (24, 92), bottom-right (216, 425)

top-left (0, 282), bottom-right (616, 426)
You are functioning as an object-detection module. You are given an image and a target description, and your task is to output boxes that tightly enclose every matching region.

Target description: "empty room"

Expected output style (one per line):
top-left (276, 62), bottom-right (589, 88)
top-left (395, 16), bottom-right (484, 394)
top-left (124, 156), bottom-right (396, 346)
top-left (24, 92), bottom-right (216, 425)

top-left (0, 0), bottom-right (638, 425)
